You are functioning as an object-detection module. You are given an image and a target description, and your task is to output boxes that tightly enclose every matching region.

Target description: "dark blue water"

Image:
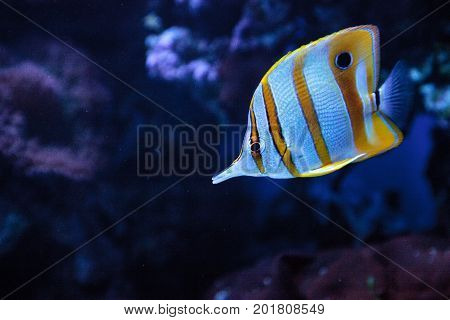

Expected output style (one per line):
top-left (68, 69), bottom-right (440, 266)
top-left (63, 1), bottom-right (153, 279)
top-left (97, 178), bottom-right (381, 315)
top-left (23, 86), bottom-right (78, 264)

top-left (0, 0), bottom-right (448, 299)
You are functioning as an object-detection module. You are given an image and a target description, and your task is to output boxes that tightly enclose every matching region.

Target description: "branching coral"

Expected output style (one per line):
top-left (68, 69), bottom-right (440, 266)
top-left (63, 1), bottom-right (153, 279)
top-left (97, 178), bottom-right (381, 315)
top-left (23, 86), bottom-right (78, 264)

top-left (144, 0), bottom-right (308, 122)
top-left (146, 26), bottom-right (219, 83)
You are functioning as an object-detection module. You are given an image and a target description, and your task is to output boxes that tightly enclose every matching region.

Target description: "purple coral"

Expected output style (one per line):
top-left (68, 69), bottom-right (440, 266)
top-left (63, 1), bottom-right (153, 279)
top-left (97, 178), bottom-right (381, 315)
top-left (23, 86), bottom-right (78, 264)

top-left (0, 108), bottom-right (98, 180)
top-left (144, 0), bottom-right (308, 121)
top-left (146, 26), bottom-right (219, 83)
top-left (0, 44), bottom-right (108, 181)
top-left (0, 62), bottom-right (63, 125)
top-left (21, 142), bottom-right (98, 180)
top-left (41, 43), bottom-right (112, 118)
top-left (229, 0), bottom-right (304, 52)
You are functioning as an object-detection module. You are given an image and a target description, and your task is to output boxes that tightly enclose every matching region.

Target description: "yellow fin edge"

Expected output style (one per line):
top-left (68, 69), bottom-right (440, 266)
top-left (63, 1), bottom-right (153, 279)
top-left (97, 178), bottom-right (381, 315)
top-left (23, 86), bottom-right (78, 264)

top-left (299, 154), bottom-right (366, 177)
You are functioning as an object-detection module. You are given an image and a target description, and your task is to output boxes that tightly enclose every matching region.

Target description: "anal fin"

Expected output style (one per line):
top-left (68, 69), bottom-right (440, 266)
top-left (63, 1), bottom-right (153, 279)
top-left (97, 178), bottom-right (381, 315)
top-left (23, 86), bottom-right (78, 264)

top-left (363, 111), bottom-right (403, 159)
top-left (299, 154), bottom-right (366, 177)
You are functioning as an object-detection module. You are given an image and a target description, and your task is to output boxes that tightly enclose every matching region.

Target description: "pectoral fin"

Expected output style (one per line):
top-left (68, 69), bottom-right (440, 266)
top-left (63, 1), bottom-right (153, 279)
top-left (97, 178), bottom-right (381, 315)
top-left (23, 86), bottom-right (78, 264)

top-left (299, 154), bottom-right (366, 177)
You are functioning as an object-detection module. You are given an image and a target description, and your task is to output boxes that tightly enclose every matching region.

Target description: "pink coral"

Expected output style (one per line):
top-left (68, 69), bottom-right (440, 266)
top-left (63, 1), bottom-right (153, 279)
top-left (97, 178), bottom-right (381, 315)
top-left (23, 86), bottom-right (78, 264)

top-left (0, 108), bottom-right (98, 180)
top-left (22, 142), bottom-right (98, 180)
top-left (0, 44), bottom-right (108, 180)
top-left (0, 62), bottom-right (62, 120)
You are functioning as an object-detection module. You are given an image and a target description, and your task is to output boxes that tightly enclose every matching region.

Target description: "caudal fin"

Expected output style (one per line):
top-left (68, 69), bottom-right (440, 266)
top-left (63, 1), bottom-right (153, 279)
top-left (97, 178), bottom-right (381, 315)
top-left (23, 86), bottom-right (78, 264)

top-left (378, 61), bottom-right (413, 129)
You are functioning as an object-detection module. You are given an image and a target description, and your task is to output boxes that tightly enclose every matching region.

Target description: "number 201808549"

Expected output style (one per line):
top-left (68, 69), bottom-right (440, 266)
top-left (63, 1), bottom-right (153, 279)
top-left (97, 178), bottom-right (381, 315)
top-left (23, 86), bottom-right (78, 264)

top-left (253, 303), bottom-right (325, 315)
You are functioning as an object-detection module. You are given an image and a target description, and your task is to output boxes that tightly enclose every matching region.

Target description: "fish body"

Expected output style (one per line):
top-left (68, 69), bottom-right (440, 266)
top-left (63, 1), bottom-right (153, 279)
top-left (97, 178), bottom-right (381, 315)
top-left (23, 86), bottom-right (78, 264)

top-left (213, 25), bottom-right (411, 184)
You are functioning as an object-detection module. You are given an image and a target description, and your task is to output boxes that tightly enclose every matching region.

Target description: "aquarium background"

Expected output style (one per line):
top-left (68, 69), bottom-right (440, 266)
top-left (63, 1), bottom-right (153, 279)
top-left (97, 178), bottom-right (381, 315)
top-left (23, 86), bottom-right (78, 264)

top-left (0, 0), bottom-right (449, 299)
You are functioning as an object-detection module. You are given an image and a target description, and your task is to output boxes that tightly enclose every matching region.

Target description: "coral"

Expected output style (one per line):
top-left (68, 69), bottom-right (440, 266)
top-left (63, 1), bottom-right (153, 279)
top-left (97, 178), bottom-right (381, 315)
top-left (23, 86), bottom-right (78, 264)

top-left (206, 236), bottom-right (450, 299)
top-left (41, 42), bottom-right (111, 118)
top-left (21, 142), bottom-right (99, 180)
top-left (144, 0), bottom-right (310, 124)
top-left (0, 108), bottom-right (98, 180)
top-left (411, 48), bottom-right (450, 123)
top-left (145, 26), bottom-right (219, 83)
top-left (0, 0), bottom-right (449, 300)
top-left (0, 62), bottom-right (63, 139)
top-left (420, 84), bottom-right (450, 119)
top-left (0, 44), bottom-right (108, 180)
top-left (229, 0), bottom-right (305, 53)
top-left (414, 49), bottom-right (450, 238)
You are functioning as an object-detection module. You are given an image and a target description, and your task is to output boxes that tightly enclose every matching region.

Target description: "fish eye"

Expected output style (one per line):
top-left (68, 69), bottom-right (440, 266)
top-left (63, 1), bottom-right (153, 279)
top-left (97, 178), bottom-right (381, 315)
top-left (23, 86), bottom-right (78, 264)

top-left (250, 141), bottom-right (261, 153)
top-left (249, 138), bottom-right (265, 154)
top-left (335, 52), bottom-right (353, 70)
